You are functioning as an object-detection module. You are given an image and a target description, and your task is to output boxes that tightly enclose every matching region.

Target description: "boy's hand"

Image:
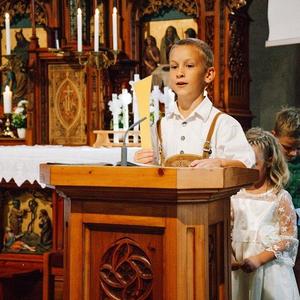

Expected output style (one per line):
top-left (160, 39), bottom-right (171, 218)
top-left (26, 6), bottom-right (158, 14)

top-left (134, 149), bottom-right (155, 164)
top-left (240, 255), bottom-right (262, 273)
top-left (190, 158), bottom-right (222, 168)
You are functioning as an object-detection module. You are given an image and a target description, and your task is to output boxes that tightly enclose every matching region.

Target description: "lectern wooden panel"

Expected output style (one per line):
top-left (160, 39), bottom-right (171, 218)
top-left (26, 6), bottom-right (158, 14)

top-left (40, 165), bottom-right (257, 300)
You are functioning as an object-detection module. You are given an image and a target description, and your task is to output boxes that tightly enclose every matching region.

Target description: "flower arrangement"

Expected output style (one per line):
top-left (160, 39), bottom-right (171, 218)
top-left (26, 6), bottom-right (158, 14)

top-left (12, 99), bottom-right (28, 129)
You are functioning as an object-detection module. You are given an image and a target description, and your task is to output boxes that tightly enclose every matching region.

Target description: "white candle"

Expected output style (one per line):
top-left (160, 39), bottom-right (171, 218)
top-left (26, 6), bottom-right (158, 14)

top-left (77, 8), bottom-right (82, 52)
top-left (55, 30), bottom-right (60, 49)
top-left (5, 13), bottom-right (11, 55)
top-left (94, 8), bottom-right (99, 52)
top-left (3, 85), bottom-right (12, 114)
top-left (112, 7), bottom-right (118, 51)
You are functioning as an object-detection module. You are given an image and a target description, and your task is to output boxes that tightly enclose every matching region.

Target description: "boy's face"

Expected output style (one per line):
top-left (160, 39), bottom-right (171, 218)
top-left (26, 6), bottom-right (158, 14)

top-left (276, 135), bottom-right (300, 161)
top-left (169, 45), bottom-right (214, 101)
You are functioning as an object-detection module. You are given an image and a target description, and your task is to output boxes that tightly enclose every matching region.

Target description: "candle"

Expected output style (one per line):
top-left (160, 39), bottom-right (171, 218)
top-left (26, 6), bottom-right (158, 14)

top-left (55, 30), bottom-right (60, 49)
top-left (3, 85), bottom-right (12, 114)
top-left (112, 7), bottom-right (118, 51)
top-left (77, 8), bottom-right (82, 52)
top-left (94, 8), bottom-right (99, 52)
top-left (5, 13), bottom-right (11, 55)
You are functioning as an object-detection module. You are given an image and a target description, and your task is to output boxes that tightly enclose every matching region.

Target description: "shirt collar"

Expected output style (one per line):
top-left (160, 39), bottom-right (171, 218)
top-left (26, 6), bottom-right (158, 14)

top-left (167, 96), bottom-right (213, 122)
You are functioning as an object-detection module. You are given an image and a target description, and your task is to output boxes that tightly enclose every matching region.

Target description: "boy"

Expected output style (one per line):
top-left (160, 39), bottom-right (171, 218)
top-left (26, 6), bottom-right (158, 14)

top-left (135, 38), bottom-right (255, 168)
top-left (272, 107), bottom-right (300, 286)
top-left (272, 107), bottom-right (300, 214)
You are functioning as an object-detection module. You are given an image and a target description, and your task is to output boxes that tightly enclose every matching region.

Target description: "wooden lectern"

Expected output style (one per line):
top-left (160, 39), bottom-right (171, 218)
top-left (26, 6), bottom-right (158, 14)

top-left (40, 165), bottom-right (257, 300)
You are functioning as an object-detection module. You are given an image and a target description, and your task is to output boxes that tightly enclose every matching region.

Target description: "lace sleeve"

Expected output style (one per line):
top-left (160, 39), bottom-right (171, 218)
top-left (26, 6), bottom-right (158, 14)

top-left (266, 190), bottom-right (298, 260)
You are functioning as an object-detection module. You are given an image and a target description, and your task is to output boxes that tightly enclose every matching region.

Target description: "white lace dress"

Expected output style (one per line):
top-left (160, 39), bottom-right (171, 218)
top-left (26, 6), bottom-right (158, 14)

top-left (231, 188), bottom-right (300, 300)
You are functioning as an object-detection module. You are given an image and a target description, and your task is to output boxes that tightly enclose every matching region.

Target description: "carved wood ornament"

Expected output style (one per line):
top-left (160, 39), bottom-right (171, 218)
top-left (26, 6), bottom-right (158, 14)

top-left (0, 0), bottom-right (47, 27)
top-left (141, 0), bottom-right (197, 16)
top-left (100, 237), bottom-right (153, 299)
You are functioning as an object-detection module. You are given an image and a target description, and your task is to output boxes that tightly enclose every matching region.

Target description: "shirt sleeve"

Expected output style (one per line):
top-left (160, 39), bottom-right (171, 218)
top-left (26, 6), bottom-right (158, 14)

top-left (266, 190), bottom-right (299, 263)
top-left (215, 115), bottom-right (255, 168)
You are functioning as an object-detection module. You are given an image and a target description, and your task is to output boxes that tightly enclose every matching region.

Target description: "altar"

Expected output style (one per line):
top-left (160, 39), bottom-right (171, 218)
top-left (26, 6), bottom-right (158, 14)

top-left (0, 145), bottom-right (138, 300)
top-left (0, 145), bottom-right (138, 186)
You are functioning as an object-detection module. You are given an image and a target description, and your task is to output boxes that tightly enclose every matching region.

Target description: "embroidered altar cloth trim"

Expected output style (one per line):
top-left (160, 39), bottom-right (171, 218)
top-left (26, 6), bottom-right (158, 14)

top-left (0, 145), bottom-right (138, 187)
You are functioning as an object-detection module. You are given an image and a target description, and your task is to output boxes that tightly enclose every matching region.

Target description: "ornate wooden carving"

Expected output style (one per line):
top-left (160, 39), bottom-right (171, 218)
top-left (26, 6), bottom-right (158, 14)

top-left (140, 0), bottom-right (197, 17)
top-left (99, 237), bottom-right (153, 299)
top-left (48, 64), bottom-right (87, 145)
top-left (205, 0), bottom-right (215, 12)
top-left (226, 0), bottom-right (247, 12)
top-left (228, 12), bottom-right (248, 98)
top-left (0, 0), bottom-right (47, 27)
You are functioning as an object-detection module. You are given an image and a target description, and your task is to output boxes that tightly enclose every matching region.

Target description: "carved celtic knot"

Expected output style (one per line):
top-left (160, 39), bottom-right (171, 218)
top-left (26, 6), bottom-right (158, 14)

top-left (100, 237), bottom-right (153, 299)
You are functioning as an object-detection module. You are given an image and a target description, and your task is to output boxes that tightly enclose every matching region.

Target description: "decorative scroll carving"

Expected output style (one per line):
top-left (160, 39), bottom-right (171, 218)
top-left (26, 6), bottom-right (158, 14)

top-left (0, 0), bottom-right (47, 27)
top-left (228, 15), bottom-right (247, 78)
top-left (141, 0), bottom-right (197, 17)
top-left (99, 237), bottom-right (153, 299)
top-left (226, 0), bottom-right (247, 12)
top-left (205, 16), bottom-right (214, 50)
top-left (205, 0), bottom-right (215, 12)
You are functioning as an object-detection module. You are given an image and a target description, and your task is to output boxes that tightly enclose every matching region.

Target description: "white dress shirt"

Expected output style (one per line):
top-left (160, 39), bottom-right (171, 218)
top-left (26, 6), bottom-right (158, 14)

top-left (154, 97), bottom-right (255, 168)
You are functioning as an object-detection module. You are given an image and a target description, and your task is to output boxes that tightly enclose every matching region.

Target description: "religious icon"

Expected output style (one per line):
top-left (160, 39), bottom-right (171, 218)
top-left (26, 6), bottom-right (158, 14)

top-left (160, 26), bottom-right (180, 64)
top-left (142, 35), bottom-right (160, 76)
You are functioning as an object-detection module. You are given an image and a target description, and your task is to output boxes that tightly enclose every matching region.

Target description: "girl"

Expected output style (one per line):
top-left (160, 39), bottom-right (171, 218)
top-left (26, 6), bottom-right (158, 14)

top-left (231, 127), bottom-right (299, 300)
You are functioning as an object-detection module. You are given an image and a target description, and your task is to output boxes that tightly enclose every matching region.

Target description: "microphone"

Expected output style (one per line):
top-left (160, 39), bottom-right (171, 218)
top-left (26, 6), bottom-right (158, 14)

top-left (118, 116), bottom-right (147, 166)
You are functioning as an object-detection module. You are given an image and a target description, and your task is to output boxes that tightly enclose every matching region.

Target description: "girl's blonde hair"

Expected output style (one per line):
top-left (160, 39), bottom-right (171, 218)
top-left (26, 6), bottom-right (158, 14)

top-left (246, 127), bottom-right (290, 193)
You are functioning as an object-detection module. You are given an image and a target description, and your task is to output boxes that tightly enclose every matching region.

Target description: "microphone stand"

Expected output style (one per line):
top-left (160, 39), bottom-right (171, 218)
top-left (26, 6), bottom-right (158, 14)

top-left (120, 116), bottom-right (147, 166)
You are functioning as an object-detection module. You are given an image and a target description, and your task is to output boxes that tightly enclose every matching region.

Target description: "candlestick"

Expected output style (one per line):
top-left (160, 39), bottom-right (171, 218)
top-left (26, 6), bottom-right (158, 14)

top-left (3, 85), bottom-right (12, 114)
top-left (94, 8), bottom-right (99, 52)
top-left (77, 8), bottom-right (82, 52)
top-left (112, 7), bottom-right (118, 51)
top-left (5, 13), bottom-right (11, 55)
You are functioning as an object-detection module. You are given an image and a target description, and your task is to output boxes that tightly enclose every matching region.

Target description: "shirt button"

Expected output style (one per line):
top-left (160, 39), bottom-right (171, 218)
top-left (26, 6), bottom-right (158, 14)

top-left (182, 121), bottom-right (187, 127)
top-left (181, 136), bottom-right (185, 141)
top-left (180, 150), bottom-right (184, 154)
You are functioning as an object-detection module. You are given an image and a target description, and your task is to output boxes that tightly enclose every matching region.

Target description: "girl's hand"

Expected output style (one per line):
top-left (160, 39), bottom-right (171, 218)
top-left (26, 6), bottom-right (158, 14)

top-left (231, 254), bottom-right (241, 271)
top-left (190, 158), bottom-right (222, 168)
top-left (241, 255), bottom-right (262, 273)
top-left (134, 149), bottom-right (155, 164)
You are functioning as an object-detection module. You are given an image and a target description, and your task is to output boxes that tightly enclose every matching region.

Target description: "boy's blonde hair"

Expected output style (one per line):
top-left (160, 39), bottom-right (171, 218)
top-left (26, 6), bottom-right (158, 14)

top-left (169, 38), bottom-right (214, 69)
top-left (274, 107), bottom-right (300, 139)
top-left (246, 127), bottom-right (289, 193)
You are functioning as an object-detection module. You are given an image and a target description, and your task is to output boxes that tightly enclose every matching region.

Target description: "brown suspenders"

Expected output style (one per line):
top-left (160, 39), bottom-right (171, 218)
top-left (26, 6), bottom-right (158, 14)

top-left (157, 111), bottom-right (223, 166)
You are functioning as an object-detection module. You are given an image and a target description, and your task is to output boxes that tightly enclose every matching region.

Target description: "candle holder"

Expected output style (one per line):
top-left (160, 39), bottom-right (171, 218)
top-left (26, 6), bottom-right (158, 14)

top-left (47, 47), bottom-right (119, 70)
top-left (2, 113), bottom-right (15, 138)
top-left (75, 48), bottom-right (119, 70)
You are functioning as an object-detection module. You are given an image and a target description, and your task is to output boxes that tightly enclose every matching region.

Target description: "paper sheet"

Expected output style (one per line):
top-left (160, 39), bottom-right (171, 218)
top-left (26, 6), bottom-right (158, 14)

top-left (133, 75), bottom-right (152, 149)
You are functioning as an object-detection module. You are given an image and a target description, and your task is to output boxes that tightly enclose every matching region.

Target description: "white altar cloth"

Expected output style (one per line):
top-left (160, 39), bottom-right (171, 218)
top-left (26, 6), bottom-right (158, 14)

top-left (0, 145), bottom-right (138, 187)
